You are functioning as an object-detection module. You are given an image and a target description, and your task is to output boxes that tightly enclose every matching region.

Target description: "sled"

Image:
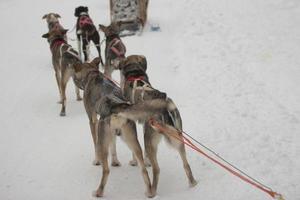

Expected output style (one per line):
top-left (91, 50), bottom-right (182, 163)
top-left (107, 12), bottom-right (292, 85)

top-left (110, 0), bottom-right (149, 36)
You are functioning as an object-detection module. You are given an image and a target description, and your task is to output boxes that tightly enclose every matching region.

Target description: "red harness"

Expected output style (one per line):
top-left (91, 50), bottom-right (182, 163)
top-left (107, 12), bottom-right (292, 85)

top-left (109, 38), bottom-right (126, 58)
top-left (126, 76), bottom-right (145, 82)
top-left (79, 15), bottom-right (94, 28)
top-left (50, 39), bottom-right (66, 51)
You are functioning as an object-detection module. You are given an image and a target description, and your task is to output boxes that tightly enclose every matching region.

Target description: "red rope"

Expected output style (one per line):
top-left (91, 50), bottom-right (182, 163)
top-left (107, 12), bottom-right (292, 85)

top-left (102, 74), bottom-right (121, 87)
top-left (148, 119), bottom-right (284, 200)
top-left (126, 76), bottom-right (145, 82)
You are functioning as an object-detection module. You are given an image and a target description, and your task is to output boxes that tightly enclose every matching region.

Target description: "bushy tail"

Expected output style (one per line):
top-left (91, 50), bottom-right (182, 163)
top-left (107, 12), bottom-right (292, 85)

top-left (112, 99), bottom-right (169, 122)
top-left (166, 97), bottom-right (182, 130)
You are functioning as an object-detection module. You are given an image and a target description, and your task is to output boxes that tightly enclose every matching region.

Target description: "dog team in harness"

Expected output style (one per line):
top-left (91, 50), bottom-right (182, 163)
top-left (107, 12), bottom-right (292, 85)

top-left (42, 5), bottom-right (197, 198)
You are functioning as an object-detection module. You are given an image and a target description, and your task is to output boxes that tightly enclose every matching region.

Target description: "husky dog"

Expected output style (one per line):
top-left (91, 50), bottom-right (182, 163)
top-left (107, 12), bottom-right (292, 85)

top-left (42, 13), bottom-right (67, 40)
top-left (74, 6), bottom-right (104, 65)
top-left (118, 55), bottom-right (198, 195)
top-left (42, 27), bottom-right (82, 116)
top-left (99, 22), bottom-right (126, 77)
top-left (72, 57), bottom-right (171, 197)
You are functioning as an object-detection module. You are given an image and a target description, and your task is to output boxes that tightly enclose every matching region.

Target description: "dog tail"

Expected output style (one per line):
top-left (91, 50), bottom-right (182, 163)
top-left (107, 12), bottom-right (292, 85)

top-left (112, 99), bottom-right (169, 122)
top-left (166, 98), bottom-right (183, 131)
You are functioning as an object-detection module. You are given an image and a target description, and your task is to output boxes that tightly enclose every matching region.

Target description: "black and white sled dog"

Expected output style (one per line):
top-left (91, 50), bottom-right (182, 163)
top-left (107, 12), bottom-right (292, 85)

top-left (74, 6), bottom-right (104, 65)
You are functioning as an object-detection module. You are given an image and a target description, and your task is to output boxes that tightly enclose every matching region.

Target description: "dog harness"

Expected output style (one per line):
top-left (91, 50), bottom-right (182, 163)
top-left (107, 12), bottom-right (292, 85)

top-left (50, 38), bottom-right (80, 67)
top-left (126, 75), bottom-right (154, 104)
top-left (109, 38), bottom-right (126, 58)
top-left (50, 39), bottom-right (66, 51)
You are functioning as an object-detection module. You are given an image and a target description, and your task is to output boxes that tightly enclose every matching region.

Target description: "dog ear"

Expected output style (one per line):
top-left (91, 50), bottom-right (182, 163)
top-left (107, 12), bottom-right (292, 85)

top-left (139, 55), bottom-right (147, 71)
top-left (90, 57), bottom-right (101, 67)
top-left (84, 7), bottom-right (89, 12)
top-left (42, 14), bottom-right (48, 19)
top-left (74, 8), bottom-right (79, 17)
top-left (54, 13), bottom-right (61, 18)
top-left (42, 33), bottom-right (49, 38)
top-left (99, 24), bottom-right (107, 33)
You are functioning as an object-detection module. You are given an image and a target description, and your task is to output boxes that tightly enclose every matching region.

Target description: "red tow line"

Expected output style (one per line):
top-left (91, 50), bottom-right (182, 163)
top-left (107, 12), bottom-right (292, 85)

top-left (148, 118), bottom-right (285, 200)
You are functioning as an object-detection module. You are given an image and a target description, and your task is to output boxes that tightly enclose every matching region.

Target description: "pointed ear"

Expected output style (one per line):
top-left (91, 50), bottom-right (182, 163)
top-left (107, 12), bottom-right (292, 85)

top-left (73, 63), bottom-right (82, 73)
top-left (54, 13), bottom-right (61, 18)
top-left (42, 33), bottom-right (49, 38)
top-left (42, 14), bottom-right (48, 19)
top-left (62, 29), bottom-right (68, 35)
top-left (91, 57), bottom-right (101, 67)
top-left (99, 24), bottom-right (107, 32)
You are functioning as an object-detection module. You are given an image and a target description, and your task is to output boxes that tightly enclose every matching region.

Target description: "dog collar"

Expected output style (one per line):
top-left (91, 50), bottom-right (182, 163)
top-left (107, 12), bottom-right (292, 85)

top-left (50, 38), bottom-right (66, 51)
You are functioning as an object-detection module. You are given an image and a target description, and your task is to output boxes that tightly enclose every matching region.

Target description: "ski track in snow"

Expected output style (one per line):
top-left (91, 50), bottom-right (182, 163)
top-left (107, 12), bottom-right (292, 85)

top-left (0, 0), bottom-right (299, 200)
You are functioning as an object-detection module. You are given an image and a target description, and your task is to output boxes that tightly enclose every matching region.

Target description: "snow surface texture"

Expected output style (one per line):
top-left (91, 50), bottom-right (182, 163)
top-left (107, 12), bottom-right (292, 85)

top-left (0, 0), bottom-right (299, 199)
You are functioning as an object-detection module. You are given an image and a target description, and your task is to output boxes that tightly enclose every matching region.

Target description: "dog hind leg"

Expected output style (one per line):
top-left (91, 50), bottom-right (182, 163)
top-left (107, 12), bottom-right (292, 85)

top-left (121, 120), bottom-right (154, 198)
top-left (110, 134), bottom-right (121, 166)
top-left (94, 119), bottom-right (111, 197)
top-left (91, 33), bottom-right (104, 66)
top-left (144, 123), bottom-right (162, 194)
top-left (163, 125), bottom-right (197, 187)
top-left (90, 113), bottom-right (101, 165)
top-left (82, 39), bottom-right (89, 62)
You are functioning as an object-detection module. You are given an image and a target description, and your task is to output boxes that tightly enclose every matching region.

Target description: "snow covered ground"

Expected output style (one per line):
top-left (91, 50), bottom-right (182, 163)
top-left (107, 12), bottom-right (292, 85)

top-left (0, 0), bottom-right (299, 199)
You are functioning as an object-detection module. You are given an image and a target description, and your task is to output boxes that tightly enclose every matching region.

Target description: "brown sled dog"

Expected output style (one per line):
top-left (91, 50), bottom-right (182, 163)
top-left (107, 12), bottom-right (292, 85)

top-left (118, 55), bottom-right (198, 195)
top-left (72, 58), bottom-right (171, 197)
top-left (99, 22), bottom-right (126, 78)
top-left (42, 27), bottom-right (82, 116)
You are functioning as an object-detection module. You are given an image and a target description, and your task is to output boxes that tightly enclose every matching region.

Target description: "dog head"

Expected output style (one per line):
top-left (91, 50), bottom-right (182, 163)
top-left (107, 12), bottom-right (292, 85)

top-left (42, 13), bottom-right (61, 24)
top-left (99, 22), bottom-right (122, 37)
top-left (75, 6), bottom-right (89, 17)
top-left (42, 28), bottom-right (68, 42)
top-left (73, 57), bottom-right (101, 84)
top-left (118, 55), bottom-right (147, 77)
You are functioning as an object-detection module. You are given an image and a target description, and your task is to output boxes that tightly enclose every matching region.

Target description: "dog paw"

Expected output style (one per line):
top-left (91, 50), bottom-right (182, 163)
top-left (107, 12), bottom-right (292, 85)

top-left (129, 160), bottom-right (138, 166)
top-left (93, 190), bottom-right (103, 198)
top-left (189, 179), bottom-right (198, 188)
top-left (93, 159), bottom-right (101, 166)
top-left (60, 112), bottom-right (66, 117)
top-left (111, 160), bottom-right (121, 167)
top-left (145, 190), bottom-right (156, 198)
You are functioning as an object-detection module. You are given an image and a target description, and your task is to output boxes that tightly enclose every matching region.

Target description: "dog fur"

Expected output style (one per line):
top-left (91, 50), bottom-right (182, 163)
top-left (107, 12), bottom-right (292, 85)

top-left (118, 55), bottom-right (198, 195)
top-left (99, 22), bottom-right (126, 78)
top-left (74, 6), bottom-right (104, 65)
top-left (72, 58), bottom-right (170, 197)
top-left (42, 28), bottom-right (82, 116)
